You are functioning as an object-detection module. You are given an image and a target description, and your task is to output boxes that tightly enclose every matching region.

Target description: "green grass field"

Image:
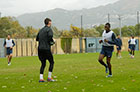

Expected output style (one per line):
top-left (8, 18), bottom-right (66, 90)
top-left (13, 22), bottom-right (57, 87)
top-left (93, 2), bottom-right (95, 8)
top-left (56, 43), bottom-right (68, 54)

top-left (0, 52), bottom-right (140, 92)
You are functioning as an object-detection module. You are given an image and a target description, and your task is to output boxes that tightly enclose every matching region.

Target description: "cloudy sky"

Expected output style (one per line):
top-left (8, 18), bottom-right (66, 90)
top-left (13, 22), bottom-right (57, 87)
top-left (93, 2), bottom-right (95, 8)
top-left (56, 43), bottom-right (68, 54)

top-left (0, 0), bottom-right (119, 17)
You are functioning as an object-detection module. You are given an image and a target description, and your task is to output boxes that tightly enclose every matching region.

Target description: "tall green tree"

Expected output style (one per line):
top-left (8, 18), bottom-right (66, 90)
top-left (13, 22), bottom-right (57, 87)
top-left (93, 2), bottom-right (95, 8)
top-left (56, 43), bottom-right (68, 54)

top-left (70, 25), bottom-right (83, 38)
top-left (0, 17), bottom-right (27, 38)
top-left (52, 26), bottom-right (62, 38)
top-left (84, 28), bottom-right (100, 37)
top-left (94, 24), bottom-right (104, 36)
top-left (25, 26), bottom-right (38, 38)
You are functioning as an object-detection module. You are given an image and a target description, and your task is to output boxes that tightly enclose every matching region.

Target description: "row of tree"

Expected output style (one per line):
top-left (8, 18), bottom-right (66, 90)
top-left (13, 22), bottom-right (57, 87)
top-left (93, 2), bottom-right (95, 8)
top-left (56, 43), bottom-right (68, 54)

top-left (53, 25), bottom-right (100, 38)
top-left (0, 17), bottom-right (38, 38)
top-left (53, 24), bottom-right (140, 38)
top-left (0, 17), bottom-right (140, 38)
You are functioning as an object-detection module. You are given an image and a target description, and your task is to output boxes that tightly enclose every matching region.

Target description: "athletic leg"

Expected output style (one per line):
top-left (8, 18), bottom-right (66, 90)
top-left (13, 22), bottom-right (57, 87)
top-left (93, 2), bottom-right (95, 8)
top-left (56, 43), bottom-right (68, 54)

top-left (9, 54), bottom-right (13, 62)
top-left (118, 50), bottom-right (122, 58)
top-left (119, 50), bottom-right (121, 56)
top-left (130, 49), bottom-right (132, 55)
top-left (133, 51), bottom-right (135, 55)
top-left (48, 55), bottom-right (54, 73)
top-left (38, 59), bottom-right (46, 82)
top-left (7, 48), bottom-right (11, 65)
top-left (128, 48), bottom-right (131, 55)
top-left (47, 51), bottom-right (54, 78)
top-left (116, 50), bottom-right (119, 57)
top-left (38, 49), bottom-right (46, 82)
top-left (132, 50), bottom-right (135, 58)
top-left (132, 46), bottom-right (135, 56)
top-left (7, 55), bottom-right (10, 63)
top-left (106, 57), bottom-right (112, 75)
top-left (47, 51), bottom-right (55, 82)
top-left (98, 54), bottom-right (109, 73)
top-left (40, 60), bottom-right (46, 74)
top-left (7, 55), bottom-right (11, 66)
top-left (98, 54), bottom-right (107, 68)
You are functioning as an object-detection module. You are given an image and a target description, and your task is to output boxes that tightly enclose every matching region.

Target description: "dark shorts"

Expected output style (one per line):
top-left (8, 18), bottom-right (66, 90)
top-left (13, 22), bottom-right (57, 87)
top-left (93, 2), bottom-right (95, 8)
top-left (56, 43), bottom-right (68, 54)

top-left (117, 46), bottom-right (121, 51)
top-left (6, 48), bottom-right (13, 55)
top-left (38, 49), bottom-right (54, 61)
top-left (100, 46), bottom-right (114, 58)
top-left (129, 44), bottom-right (135, 51)
top-left (128, 45), bottom-right (131, 49)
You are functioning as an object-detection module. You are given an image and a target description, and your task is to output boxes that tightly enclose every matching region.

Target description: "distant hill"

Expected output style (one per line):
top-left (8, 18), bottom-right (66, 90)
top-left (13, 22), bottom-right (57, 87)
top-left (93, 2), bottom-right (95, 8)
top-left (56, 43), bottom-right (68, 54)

top-left (17, 0), bottom-right (140, 30)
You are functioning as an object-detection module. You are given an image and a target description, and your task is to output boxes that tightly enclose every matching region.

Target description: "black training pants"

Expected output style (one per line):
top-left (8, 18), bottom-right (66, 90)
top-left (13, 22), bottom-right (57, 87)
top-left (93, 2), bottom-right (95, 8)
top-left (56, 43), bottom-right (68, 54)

top-left (38, 49), bottom-right (54, 74)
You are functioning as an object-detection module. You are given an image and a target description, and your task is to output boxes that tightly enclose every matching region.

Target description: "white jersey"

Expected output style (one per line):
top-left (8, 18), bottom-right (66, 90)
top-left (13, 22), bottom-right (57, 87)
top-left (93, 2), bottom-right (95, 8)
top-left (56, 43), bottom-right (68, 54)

top-left (129, 39), bottom-right (136, 45)
top-left (5, 39), bottom-right (13, 47)
top-left (102, 30), bottom-right (114, 46)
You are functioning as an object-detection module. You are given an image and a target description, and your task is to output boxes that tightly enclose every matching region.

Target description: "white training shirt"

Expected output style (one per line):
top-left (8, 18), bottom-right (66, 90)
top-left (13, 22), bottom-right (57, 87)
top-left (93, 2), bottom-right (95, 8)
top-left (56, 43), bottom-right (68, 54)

top-left (5, 39), bottom-right (13, 47)
top-left (130, 39), bottom-right (136, 45)
top-left (102, 30), bottom-right (114, 46)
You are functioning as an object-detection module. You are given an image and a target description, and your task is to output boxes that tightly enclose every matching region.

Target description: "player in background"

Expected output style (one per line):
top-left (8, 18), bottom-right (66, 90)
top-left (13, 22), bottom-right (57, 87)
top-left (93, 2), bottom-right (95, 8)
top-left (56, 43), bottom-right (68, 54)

top-left (116, 35), bottom-right (122, 58)
top-left (128, 36), bottom-right (137, 58)
top-left (3, 35), bottom-right (15, 66)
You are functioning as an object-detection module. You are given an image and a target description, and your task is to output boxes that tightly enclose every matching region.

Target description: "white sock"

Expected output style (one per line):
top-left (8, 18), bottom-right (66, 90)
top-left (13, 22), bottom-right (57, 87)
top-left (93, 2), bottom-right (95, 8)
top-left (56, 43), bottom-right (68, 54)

top-left (48, 72), bottom-right (52, 78)
top-left (40, 74), bottom-right (43, 80)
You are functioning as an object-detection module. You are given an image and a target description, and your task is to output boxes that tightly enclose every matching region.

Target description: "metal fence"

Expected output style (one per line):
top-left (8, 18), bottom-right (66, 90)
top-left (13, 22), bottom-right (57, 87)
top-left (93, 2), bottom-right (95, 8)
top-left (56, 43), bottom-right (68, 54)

top-left (85, 37), bottom-right (102, 53)
top-left (84, 37), bottom-right (139, 53)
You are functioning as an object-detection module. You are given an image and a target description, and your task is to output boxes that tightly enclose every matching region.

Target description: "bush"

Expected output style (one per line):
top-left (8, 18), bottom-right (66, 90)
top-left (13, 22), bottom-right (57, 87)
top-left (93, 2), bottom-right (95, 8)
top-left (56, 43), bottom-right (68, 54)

top-left (61, 38), bottom-right (72, 53)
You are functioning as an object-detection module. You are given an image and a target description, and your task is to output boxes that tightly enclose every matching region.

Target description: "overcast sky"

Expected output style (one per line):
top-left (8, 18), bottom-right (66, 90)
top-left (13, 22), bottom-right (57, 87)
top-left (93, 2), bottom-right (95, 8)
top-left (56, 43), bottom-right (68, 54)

top-left (0, 0), bottom-right (119, 17)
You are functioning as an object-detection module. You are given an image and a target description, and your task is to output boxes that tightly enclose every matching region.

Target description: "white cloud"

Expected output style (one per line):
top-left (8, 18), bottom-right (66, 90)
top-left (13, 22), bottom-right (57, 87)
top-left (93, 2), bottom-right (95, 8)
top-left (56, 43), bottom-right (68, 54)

top-left (0, 0), bottom-right (119, 16)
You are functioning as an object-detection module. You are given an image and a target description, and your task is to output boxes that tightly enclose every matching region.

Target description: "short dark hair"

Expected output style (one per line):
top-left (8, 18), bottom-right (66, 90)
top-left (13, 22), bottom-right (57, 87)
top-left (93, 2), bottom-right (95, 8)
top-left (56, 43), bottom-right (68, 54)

top-left (44, 18), bottom-right (51, 25)
top-left (131, 35), bottom-right (134, 38)
top-left (105, 23), bottom-right (111, 28)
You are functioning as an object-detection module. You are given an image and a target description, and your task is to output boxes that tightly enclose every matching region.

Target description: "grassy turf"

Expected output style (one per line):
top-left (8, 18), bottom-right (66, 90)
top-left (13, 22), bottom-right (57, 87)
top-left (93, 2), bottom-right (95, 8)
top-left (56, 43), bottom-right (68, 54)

top-left (0, 52), bottom-right (140, 92)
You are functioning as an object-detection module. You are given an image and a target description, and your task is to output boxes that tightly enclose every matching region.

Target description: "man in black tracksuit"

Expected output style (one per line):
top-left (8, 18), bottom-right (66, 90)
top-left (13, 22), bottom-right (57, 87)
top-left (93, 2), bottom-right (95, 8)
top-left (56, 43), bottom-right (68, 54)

top-left (36, 18), bottom-right (55, 82)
